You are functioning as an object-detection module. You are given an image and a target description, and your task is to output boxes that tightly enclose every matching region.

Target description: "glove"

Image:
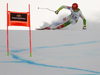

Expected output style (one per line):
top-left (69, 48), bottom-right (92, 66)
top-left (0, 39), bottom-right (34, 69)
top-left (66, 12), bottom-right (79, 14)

top-left (83, 26), bottom-right (86, 30)
top-left (55, 10), bottom-right (59, 14)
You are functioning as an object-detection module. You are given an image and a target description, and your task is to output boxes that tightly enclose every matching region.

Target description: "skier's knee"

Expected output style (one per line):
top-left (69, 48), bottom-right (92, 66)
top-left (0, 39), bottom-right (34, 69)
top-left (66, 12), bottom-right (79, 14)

top-left (63, 21), bottom-right (71, 27)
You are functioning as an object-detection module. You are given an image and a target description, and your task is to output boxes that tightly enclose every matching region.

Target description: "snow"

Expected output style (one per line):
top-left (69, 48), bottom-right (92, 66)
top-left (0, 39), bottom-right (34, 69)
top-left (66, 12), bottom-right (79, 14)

top-left (0, 29), bottom-right (100, 75)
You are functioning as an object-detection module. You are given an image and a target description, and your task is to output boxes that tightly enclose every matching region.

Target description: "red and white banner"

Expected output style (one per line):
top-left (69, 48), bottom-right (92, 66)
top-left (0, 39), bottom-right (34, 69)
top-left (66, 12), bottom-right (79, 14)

top-left (7, 11), bottom-right (30, 27)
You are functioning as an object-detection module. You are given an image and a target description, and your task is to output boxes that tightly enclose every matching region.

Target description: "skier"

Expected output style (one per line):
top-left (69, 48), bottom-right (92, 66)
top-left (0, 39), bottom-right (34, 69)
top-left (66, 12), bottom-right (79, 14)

top-left (37, 3), bottom-right (86, 30)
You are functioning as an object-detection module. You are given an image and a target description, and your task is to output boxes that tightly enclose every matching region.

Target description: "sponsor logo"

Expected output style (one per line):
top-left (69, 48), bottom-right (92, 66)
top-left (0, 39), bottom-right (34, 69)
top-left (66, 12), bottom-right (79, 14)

top-left (16, 14), bottom-right (21, 18)
top-left (10, 13), bottom-right (27, 21)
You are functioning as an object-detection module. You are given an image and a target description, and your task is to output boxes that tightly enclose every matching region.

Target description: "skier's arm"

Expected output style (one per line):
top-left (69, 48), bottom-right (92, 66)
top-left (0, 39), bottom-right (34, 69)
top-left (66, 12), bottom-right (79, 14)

top-left (57, 5), bottom-right (67, 11)
top-left (55, 5), bottom-right (70, 14)
top-left (79, 10), bottom-right (86, 29)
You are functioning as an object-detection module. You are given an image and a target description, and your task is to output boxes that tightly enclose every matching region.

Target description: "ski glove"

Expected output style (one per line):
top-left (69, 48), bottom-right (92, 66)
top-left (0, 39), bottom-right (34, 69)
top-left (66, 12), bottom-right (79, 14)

top-left (55, 10), bottom-right (59, 14)
top-left (83, 26), bottom-right (86, 30)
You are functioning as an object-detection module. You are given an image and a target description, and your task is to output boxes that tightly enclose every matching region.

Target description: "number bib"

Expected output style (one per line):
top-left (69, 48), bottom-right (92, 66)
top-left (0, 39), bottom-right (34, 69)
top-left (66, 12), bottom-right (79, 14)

top-left (70, 8), bottom-right (80, 20)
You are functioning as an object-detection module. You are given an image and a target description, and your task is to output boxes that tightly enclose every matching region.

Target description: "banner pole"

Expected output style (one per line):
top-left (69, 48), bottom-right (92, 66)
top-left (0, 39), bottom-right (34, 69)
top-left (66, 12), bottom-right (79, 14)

top-left (29, 4), bottom-right (32, 57)
top-left (7, 26), bottom-right (9, 56)
top-left (29, 27), bottom-right (32, 57)
top-left (7, 3), bottom-right (9, 56)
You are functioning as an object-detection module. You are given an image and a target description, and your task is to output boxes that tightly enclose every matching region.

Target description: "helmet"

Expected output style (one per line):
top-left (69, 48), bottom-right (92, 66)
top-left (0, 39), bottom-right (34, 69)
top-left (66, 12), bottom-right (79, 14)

top-left (72, 3), bottom-right (78, 11)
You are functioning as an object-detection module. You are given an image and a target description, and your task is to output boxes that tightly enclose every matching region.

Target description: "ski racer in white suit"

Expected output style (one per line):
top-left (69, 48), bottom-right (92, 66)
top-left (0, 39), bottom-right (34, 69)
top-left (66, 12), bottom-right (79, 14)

top-left (45, 3), bottom-right (86, 30)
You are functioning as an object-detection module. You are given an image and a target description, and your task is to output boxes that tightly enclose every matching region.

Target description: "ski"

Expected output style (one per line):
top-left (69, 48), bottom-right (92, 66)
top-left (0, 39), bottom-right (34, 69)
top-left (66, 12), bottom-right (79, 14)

top-left (36, 26), bottom-right (51, 30)
top-left (36, 28), bottom-right (45, 30)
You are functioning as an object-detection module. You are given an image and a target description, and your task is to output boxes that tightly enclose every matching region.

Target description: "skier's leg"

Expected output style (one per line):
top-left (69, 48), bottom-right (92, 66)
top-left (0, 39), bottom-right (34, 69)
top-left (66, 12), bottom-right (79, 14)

top-left (45, 26), bottom-right (51, 30)
top-left (51, 15), bottom-right (70, 27)
top-left (44, 18), bottom-right (66, 30)
top-left (53, 16), bottom-right (72, 29)
top-left (55, 21), bottom-right (71, 29)
top-left (44, 15), bottom-right (71, 30)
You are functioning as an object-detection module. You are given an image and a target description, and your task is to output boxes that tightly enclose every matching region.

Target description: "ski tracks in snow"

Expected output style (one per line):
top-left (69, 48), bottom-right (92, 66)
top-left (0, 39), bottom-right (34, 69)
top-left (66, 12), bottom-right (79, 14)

top-left (0, 40), bottom-right (100, 74)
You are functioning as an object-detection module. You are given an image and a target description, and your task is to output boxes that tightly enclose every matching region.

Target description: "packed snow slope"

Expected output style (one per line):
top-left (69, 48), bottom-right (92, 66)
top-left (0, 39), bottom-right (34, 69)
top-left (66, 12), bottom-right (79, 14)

top-left (0, 29), bottom-right (100, 75)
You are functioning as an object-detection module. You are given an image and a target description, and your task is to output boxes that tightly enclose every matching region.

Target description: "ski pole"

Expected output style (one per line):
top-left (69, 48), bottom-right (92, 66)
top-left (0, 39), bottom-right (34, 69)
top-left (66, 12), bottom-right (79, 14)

top-left (38, 7), bottom-right (55, 12)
